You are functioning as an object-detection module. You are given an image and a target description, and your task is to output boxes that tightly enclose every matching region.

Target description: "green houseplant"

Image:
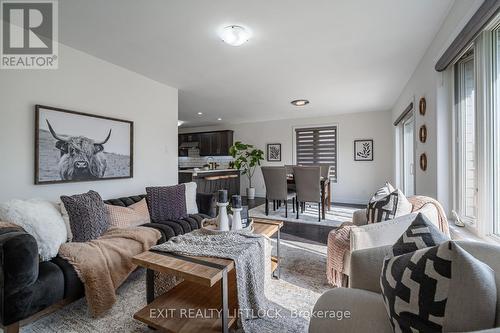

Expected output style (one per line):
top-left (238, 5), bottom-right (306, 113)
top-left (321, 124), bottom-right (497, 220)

top-left (229, 141), bottom-right (264, 199)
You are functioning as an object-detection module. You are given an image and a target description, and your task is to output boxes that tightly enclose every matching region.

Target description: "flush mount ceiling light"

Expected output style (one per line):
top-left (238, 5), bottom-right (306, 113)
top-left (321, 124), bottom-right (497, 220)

top-left (197, 112), bottom-right (203, 115)
top-left (291, 99), bottom-right (310, 106)
top-left (219, 25), bottom-right (251, 46)
top-left (217, 118), bottom-right (222, 121)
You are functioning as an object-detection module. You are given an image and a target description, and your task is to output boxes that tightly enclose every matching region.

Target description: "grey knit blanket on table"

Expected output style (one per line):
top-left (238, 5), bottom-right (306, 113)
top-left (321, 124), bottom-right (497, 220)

top-left (151, 228), bottom-right (307, 333)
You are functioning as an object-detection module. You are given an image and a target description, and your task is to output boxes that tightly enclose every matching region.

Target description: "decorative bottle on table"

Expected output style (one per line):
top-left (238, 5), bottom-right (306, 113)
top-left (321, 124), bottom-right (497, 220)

top-left (216, 190), bottom-right (230, 231)
top-left (231, 195), bottom-right (243, 230)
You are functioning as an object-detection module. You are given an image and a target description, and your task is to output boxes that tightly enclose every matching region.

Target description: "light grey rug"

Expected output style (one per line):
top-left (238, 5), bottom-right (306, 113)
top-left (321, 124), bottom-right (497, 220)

top-left (15, 235), bottom-right (330, 333)
top-left (249, 203), bottom-right (360, 227)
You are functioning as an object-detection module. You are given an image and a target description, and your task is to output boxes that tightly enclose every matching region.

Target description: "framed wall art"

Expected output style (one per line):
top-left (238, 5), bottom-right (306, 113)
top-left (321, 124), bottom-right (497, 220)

top-left (266, 143), bottom-right (281, 162)
top-left (35, 105), bottom-right (134, 184)
top-left (419, 125), bottom-right (427, 143)
top-left (354, 139), bottom-right (373, 161)
top-left (419, 97), bottom-right (426, 116)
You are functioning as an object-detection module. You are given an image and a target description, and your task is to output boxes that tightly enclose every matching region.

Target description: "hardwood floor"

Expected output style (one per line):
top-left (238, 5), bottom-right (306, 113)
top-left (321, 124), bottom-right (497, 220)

top-left (242, 196), bottom-right (364, 244)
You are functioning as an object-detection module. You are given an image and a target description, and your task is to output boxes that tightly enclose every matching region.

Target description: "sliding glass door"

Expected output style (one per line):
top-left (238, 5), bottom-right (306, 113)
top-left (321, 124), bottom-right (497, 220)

top-left (401, 115), bottom-right (415, 196)
top-left (455, 50), bottom-right (477, 224)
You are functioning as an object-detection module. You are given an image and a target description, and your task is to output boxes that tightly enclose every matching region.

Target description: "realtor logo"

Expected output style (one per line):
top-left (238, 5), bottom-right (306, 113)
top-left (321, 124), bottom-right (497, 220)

top-left (1, 0), bottom-right (58, 69)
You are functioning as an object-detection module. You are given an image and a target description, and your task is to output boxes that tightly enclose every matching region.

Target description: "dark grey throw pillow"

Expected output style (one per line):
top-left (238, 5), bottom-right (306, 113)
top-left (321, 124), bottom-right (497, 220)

top-left (60, 190), bottom-right (109, 242)
top-left (146, 185), bottom-right (187, 222)
top-left (380, 241), bottom-right (497, 333)
top-left (392, 212), bottom-right (449, 256)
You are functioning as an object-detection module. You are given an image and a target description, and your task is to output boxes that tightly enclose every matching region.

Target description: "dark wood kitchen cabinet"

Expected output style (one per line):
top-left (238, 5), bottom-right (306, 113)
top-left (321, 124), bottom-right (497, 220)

top-left (179, 130), bottom-right (233, 156)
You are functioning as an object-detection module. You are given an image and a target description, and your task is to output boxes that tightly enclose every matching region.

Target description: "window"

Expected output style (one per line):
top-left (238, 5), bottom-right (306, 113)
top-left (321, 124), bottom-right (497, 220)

top-left (295, 126), bottom-right (337, 181)
top-left (455, 50), bottom-right (477, 224)
top-left (494, 27), bottom-right (500, 235)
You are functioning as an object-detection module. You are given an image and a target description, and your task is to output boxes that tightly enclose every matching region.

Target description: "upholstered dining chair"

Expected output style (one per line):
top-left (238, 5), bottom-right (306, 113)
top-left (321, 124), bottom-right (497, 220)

top-left (318, 164), bottom-right (331, 180)
top-left (293, 166), bottom-right (322, 221)
top-left (317, 164), bottom-right (332, 210)
top-left (261, 166), bottom-right (296, 218)
top-left (285, 164), bottom-right (296, 192)
top-left (284, 165), bottom-right (295, 175)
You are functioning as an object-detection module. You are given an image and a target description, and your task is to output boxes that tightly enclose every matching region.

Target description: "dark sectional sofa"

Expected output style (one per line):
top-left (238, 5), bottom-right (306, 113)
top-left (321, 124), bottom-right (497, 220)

top-left (0, 192), bottom-right (216, 333)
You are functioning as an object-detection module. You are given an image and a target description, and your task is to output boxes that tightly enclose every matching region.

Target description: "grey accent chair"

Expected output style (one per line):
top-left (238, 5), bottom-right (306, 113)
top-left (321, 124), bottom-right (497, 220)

top-left (261, 166), bottom-right (296, 218)
top-left (309, 240), bottom-right (500, 333)
top-left (293, 166), bottom-right (322, 221)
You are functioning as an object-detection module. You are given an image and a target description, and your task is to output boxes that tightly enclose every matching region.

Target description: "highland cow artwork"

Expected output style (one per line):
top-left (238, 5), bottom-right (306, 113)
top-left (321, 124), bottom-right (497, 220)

top-left (35, 105), bottom-right (133, 184)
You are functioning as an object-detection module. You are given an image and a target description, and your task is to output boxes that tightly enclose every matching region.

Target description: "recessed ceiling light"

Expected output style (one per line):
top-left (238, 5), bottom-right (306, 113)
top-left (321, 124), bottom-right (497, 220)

top-left (197, 112), bottom-right (203, 115)
top-left (291, 99), bottom-right (310, 106)
top-left (219, 25), bottom-right (251, 46)
top-left (177, 120), bottom-right (184, 127)
top-left (217, 118), bottom-right (222, 121)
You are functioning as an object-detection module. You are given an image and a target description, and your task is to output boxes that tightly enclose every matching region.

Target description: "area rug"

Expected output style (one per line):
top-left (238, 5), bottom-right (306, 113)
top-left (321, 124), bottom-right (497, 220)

top-left (18, 235), bottom-right (330, 333)
top-left (249, 203), bottom-right (360, 227)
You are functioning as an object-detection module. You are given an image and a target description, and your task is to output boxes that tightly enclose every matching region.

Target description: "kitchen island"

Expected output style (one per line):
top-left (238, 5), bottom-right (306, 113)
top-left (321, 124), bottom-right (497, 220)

top-left (179, 169), bottom-right (240, 196)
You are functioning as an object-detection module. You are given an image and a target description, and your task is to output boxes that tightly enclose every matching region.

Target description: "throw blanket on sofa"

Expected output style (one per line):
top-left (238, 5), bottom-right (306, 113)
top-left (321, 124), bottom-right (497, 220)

top-left (407, 195), bottom-right (450, 236)
top-left (152, 229), bottom-right (308, 333)
top-left (326, 222), bottom-right (355, 287)
top-left (327, 196), bottom-right (450, 287)
top-left (58, 226), bottom-right (161, 317)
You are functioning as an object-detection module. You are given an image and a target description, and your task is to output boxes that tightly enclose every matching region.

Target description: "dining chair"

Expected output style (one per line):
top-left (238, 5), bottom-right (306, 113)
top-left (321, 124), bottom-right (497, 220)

top-left (317, 164), bottom-right (332, 210)
top-left (261, 166), bottom-right (296, 218)
top-left (293, 166), bottom-right (322, 221)
top-left (284, 165), bottom-right (295, 175)
top-left (285, 165), bottom-right (296, 192)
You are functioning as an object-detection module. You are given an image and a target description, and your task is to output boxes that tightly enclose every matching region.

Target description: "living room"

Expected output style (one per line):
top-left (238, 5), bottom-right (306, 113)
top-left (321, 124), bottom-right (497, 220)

top-left (0, 1), bottom-right (499, 333)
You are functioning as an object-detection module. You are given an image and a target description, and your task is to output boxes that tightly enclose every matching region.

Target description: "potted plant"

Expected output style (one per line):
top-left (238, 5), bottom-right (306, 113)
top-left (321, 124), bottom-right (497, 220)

top-left (229, 141), bottom-right (264, 200)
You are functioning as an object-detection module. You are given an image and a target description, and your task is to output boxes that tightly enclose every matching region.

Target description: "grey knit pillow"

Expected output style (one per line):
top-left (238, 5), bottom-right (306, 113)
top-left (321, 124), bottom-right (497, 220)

top-left (60, 190), bottom-right (109, 242)
top-left (146, 185), bottom-right (187, 222)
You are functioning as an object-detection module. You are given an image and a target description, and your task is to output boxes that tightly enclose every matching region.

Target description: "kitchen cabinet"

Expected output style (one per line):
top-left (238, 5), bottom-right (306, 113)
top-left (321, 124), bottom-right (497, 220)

top-left (179, 130), bottom-right (233, 156)
top-left (179, 169), bottom-right (240, 197)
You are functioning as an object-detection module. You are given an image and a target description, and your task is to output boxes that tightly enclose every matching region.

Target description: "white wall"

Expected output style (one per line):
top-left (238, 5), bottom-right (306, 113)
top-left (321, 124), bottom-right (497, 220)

top-left (0, 43), bottom-right (178, 202)
top-left (181, 110), bottom-right (393, 204)
top-left (391, 0), bottom-right (483, 214)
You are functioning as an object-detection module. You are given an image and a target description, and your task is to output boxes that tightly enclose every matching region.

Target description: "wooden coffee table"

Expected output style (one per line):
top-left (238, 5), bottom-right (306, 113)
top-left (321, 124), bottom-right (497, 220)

top-left (132, 218), bottom-right (283, 333)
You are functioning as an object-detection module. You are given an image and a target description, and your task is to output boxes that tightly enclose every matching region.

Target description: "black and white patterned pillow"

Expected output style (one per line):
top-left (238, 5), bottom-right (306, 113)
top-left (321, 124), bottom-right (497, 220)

top-left (367, 188), bottom-right (412, 224)
top-left (371, 182), bottom-right (395, 201)
top-left (392, 212), bottom-right (449, 256)
top-left (380, 241), bottom-right (497, 332)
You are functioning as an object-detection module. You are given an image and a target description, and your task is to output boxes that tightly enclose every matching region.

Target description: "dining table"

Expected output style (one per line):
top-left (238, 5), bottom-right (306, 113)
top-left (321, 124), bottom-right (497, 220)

top-left (287, 175), bottom-right (331, 220)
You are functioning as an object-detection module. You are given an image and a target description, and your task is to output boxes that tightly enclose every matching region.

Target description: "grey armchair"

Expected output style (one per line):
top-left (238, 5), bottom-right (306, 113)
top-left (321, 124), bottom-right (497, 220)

top-left (309, 240), bottom-right (500, 333)
top-left (293, 166), bottom-right (322, 221)
top-left (261, 166), bottom-right (296, 218)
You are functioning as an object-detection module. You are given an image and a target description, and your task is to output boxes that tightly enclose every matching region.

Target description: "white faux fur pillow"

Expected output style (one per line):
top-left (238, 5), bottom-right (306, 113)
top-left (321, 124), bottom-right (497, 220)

top-left (184, 182), bottom-right (198, 214)
top-left (0, 199), bottom-right (67, 261)
top-left (59, 202), bottom-right (73, 241)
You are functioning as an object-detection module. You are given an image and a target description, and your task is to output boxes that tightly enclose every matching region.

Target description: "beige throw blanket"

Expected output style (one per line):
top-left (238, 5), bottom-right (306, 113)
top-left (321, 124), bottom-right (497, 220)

top-left (327, 196), bottom-right (449, 287)
top-left (58, 226), bottom-right (161, 317)
top-left (408, 195), bottom-right (450, 236)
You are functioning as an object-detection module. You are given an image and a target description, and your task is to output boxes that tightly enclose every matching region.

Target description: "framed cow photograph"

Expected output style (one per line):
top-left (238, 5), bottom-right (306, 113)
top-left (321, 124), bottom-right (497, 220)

top-left (35, 105), bottom-right (133, 184)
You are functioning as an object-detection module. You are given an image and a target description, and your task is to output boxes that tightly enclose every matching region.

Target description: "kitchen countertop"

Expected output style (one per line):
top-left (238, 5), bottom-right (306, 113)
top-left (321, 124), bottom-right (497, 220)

top-left (178, 168), bottom-right (239, 174)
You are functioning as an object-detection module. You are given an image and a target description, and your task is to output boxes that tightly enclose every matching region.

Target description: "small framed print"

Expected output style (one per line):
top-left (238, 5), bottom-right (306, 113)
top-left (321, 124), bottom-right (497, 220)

top-left (354, 139), bottom-right (373, 161)
top-left (267, 143), bottom-right (281, 162)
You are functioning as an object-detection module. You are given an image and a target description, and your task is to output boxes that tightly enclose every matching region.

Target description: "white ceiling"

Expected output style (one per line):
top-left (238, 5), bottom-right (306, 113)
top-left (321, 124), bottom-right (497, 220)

top-left (59, 0), bottom-right (453, 127)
